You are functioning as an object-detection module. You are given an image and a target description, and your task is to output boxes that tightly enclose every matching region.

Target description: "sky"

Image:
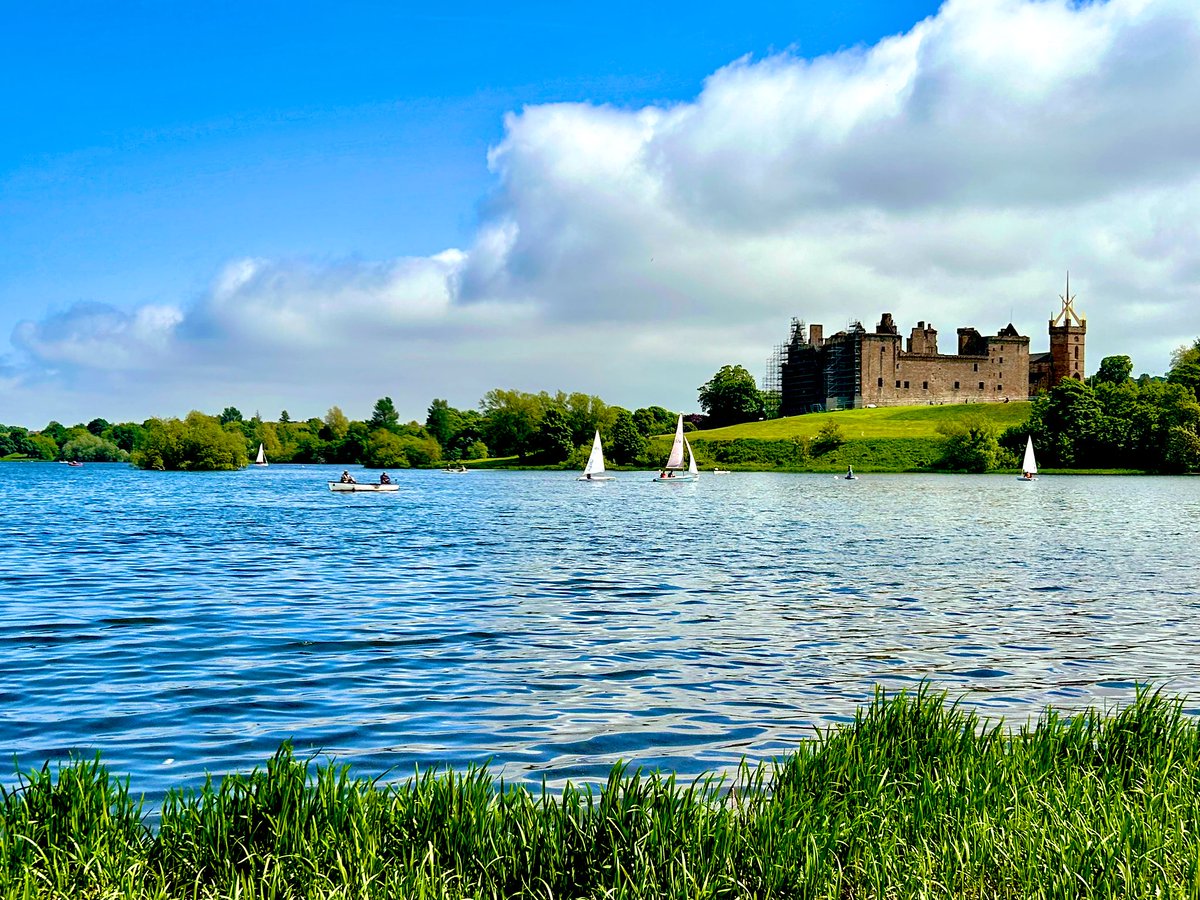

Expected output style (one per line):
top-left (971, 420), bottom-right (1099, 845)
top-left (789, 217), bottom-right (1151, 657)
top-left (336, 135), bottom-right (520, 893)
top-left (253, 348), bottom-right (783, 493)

top-left (3, 0), bottom-right (1200, 429)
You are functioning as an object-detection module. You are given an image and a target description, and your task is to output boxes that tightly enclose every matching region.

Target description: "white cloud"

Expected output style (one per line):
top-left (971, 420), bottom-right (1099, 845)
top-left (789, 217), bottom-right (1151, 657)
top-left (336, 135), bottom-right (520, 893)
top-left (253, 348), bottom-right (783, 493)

top-left (7, 0), bottom-right (1200, 426)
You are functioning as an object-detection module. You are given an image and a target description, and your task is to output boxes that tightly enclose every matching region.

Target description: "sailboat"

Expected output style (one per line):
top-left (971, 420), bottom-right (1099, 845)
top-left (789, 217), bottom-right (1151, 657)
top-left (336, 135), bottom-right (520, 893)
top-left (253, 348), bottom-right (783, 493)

top-left (254, 443), bottom-right (268, 467)
top-left (653, 415), bottom-right (699, 482)
top-left (1018, 436), bottom-right (1038, 481)
top-left (577, 430), bottom-right (615, 481)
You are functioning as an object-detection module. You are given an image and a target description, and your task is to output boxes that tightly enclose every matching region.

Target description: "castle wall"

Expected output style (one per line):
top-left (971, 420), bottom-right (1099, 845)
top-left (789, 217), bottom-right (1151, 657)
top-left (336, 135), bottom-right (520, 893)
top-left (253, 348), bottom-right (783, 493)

top-left (858, 333), bottom-right (1029, 407)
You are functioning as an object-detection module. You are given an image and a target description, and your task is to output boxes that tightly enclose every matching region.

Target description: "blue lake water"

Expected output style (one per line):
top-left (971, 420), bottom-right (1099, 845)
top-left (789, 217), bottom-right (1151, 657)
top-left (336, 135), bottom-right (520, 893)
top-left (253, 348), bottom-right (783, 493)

top-left (2, 461), bottom-right (1199, 803)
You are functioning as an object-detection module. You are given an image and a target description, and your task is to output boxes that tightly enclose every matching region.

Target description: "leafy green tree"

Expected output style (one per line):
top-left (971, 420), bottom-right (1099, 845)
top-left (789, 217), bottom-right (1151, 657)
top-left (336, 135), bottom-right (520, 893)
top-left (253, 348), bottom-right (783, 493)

top-left (1163, 426), bottom-right (1200, 473)
top-left (61, 432), bottom-right (128, 462)
top-left (480, 389), bottom-right (543, 459)
top-left (425, 399), bottom-right (462, 451)
top-left (27, 433), bottom-right (59, 460)
top-left (811, 420), bottom-right (845, 455)
top-left (322, 406), bottom-right (350, 442)
top-left (697, 365), bottom-right (765, 428)
top-left (279, 410), bottom-right (291, 424)
top-left (368, 397), bottom-right (400, 431)
top-left (632, 406), bottom-right (677, 436)
top-left (105, 422), bottom-right (145, 453)
top-left (1026, 379), bottom-right (1106, 467)
top-left (41, 421), bottom-right (68, 448)
top-left (85, 417), bottom-right (111, 436)
top-left (533, 408), bottom-right (574, 463)
top-left (219, 407), bottom-right (243, 426)
top-left (609, 409), bottom-right (646, 465)
top-left (132, 412), bottom-right (248, 470)
top-left (937, 419), bottom-right (1005, 472)
top-left (463, 440), bottom-right (489, 460)
top-left (1168, 338), bottom-right (1200, 402)
top-left (363, 429), bottom-right (441, 468)
top-left (1094, 356), bottom-right (1133, 386)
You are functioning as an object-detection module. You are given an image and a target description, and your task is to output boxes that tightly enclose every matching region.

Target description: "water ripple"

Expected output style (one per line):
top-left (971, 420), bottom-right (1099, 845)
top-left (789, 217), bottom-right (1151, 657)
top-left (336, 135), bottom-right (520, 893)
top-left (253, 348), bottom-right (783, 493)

top-left (1, 462), bottom-right (1199, 802)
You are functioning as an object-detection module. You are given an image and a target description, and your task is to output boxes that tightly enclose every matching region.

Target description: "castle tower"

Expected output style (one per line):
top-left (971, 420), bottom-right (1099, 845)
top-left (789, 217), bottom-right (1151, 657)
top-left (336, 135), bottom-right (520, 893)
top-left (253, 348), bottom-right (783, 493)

top-left (1048, 273), bottom-right (1086, 386)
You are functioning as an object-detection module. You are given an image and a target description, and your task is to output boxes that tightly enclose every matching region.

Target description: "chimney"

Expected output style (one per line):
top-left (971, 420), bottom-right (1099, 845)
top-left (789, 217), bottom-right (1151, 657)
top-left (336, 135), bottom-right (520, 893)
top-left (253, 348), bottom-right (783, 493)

top-left (809, 324), bottom-right (823, 346)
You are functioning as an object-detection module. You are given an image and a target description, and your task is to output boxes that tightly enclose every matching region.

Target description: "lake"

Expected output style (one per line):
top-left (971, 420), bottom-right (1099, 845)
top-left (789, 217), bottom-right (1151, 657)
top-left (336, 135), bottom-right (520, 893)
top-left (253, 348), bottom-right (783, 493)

top-left (2, 462), bottom-right (1198, 802)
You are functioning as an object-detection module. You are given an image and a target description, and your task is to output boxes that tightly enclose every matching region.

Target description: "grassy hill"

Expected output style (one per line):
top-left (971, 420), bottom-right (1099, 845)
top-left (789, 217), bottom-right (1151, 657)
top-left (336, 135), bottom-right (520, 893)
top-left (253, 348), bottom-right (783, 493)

top-left (694, 401), bottom-right (1032, 441)
top-left (657, 401), bottom-right (1033, 473)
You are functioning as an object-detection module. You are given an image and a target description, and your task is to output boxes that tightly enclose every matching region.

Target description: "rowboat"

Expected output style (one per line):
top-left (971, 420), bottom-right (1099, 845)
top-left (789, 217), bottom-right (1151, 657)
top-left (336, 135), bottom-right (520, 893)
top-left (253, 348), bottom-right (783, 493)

top-left (328, 482), bottom-right (399, 492)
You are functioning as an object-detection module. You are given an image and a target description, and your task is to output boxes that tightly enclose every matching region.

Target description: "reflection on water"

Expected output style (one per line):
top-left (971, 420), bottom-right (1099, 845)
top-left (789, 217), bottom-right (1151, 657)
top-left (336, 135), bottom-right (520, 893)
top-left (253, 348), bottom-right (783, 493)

top-left (1, 462), bottom-right (1198, 801)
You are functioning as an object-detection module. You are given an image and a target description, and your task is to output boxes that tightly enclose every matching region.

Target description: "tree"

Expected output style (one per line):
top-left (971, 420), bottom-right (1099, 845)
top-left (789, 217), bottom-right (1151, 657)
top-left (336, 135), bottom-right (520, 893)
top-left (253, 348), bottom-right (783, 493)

top-left (219, 407), bottom-right (243, 425)
top-left (132, 412), bottom-right (248, 471)
top-left (86, 417), bottom-right (111, 436)
top-left (608, 409), bottom-right (646, 465)
top-left (425, 399), bottom-right (462, 451)
top-left (1168, 338), bottom-right (1200, 402)
top-left (633, 406), bottom-right (678, 437)
top-left (697, 365), bottom-right (765, 428)
top-left (1094, 355), bottom-right (1133, 386)
top-left (937, 418), bottom-right (1005, 472)
top-left (61, 432), bottom-right (128, 463)
top-left (480, 389), bottom-right (543, 459)
top-left (279, 410), bottom-right (291, 424)
top-left (533, 408), bottom-right (573, 463)
top-left (811, 420), bottom-right (845, 455)
top-left (368, 397), bottom-right (400, 431)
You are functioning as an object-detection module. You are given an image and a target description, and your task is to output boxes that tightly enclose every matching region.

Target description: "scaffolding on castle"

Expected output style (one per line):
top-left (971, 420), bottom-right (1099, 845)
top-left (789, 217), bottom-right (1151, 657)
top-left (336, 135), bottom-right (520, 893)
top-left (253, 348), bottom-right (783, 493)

top-left (762, 318), bottom-right (802, 419)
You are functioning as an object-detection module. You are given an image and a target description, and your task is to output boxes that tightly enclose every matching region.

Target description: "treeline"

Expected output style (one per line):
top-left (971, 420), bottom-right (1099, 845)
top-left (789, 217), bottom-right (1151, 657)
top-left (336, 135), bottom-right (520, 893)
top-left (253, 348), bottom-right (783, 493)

top-left (940, 345), bottom-right (1200, 473)
top-left (0, 393), bottom-right (693, 472)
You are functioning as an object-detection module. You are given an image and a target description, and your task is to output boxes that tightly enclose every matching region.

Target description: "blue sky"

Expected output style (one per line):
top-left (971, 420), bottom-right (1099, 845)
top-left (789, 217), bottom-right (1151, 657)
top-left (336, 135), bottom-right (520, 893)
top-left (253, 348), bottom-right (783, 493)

top-left (4, 0), bottom-right (1200, 428)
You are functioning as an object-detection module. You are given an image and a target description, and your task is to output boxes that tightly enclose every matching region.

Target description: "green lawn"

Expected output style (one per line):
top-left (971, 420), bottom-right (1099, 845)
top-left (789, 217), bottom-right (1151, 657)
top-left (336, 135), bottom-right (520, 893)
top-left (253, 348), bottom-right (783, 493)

top-left (692, 401), bottom-right (1033, 440)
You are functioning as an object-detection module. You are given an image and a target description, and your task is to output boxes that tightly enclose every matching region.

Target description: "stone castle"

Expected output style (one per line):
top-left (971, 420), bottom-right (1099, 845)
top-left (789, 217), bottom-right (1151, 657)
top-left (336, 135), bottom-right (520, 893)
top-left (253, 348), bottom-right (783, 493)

top-left (777, 281), bottom-right (1087, 416)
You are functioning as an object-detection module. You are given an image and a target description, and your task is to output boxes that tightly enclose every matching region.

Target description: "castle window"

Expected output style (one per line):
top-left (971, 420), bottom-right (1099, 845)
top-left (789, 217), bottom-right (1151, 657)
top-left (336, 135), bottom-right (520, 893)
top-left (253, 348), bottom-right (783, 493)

top-left (973, 363), bottom-right (979, 372)
top-left (896, 380), bottom-right (901, 388)
top-left (1074, 346), bottom-right (1079, 359)
top-left (979, 382), bottom-right (985, 390)
top-left (1000, 357), bottom-right (1004, 364)
top-left (998, 384), bottom-right (1003, 391)
top-left (954, 381), bottom-right (960, 390)
top-left (922, 381), bottom-right (928, 390)
top-left (1075, 336), bottom-right (1080, 342)
top-left (878, 377), bottom-right (883, 387)
top-left (903, 381), bottom-right (909, 389)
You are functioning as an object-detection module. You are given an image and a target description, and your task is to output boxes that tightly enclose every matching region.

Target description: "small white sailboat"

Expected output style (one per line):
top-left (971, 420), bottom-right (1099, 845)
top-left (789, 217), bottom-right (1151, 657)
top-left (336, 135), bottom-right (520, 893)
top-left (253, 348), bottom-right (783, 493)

top-left (1018, 436), bottom-right (1038, 481)
top-left (254, 443), bottom-right (268, 467)
top-left (654, 415), bottom-right (699, 482)
top-left (577, 430), bottom-right (615, 481)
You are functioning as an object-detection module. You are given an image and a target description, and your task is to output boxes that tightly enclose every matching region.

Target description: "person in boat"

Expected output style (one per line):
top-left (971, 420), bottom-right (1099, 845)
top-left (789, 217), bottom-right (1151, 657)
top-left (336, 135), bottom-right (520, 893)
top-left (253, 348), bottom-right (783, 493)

top-left (846, 465), bottom-right (854, 479)
top-left (340, 470), bottom-right (356, 484)
top-left (379, 472), bottom-right (391, 485)
top-left (585, 473), bottom-right (592, 480)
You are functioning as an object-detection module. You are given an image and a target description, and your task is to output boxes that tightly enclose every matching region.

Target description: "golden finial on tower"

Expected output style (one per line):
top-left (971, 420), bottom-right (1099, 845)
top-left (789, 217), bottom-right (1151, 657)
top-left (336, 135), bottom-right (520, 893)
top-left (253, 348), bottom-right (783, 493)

top-left (1052, 271), bottom-right (1085, 327)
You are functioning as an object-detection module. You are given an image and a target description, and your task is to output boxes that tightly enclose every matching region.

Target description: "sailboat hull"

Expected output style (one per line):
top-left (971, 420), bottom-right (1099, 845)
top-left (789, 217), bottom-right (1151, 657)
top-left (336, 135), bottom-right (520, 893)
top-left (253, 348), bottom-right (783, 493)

top-left (653, 474), bottom-right (698, 482)
top-left (578, 474), bottom-right (616, 481)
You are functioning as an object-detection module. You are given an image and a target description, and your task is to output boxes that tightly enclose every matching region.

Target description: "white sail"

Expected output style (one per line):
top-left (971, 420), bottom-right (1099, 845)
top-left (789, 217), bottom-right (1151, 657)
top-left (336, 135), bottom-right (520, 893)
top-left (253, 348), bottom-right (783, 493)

top-left (255, 443), bottom-right (268, 466)
top-left (1022, 436), bottom-right (1037, 475)
top-left (685, 437), bottom-right (699, 475)
top-left (665, 414), bottom-right (686, 469)
top-left (582, 430), bottom-right (606, 476)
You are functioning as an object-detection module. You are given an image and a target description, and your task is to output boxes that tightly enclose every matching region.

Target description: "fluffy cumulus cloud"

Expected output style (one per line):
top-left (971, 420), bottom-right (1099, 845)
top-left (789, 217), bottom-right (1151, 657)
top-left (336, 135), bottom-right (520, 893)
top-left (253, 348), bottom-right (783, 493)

top-left (7, 0), bottom-right (1200, 425)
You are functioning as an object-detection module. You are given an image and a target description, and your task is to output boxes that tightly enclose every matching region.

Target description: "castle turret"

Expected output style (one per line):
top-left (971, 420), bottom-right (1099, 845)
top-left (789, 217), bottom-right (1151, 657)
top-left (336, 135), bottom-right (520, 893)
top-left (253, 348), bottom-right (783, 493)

top-left (1048, 273), bottom-right (1086, 386)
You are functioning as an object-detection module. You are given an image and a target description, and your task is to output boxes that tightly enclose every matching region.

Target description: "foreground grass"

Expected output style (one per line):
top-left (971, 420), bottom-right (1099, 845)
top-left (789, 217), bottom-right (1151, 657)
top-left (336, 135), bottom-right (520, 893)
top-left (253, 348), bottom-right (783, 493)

top-left (4, 688), bottom-right (1199, 898)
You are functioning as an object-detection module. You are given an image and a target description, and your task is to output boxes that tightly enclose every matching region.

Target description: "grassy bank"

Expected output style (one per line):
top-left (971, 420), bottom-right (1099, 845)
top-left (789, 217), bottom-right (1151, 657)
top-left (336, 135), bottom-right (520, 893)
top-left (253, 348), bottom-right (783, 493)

top-left (642, 403), bottom-right (1033, 473)
top-left (4, 687), bottom-right (1198, 898)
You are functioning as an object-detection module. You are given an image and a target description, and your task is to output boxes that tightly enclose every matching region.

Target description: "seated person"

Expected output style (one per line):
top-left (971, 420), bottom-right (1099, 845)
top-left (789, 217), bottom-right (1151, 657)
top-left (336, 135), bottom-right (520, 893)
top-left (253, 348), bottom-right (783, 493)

top-left (340, 470), bottom-right (356, 484)
top-left (380, 472), bottom-right (391, 484)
